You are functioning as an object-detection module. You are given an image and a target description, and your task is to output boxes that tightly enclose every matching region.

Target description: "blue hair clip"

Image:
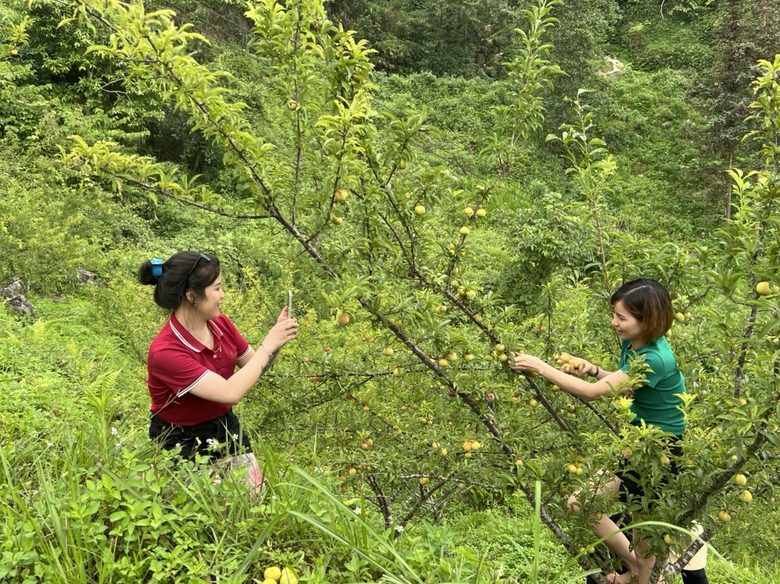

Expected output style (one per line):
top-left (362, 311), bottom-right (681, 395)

top-left (151, 258), bottom-right (163, 278)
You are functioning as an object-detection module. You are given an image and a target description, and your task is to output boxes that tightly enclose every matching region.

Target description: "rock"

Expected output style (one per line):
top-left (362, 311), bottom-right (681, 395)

top-left (599, 56), bottom-right (624, 75)
top-left (6, 295), bottom-right (35, 316)
top-left (1, 278), bottom-right (25, 299)
top-left (75, 268), bottom-right (98, 289)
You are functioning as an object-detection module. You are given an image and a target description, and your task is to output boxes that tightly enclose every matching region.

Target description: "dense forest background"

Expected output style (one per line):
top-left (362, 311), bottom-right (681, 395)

top-left (1, 0), bottom-right (780, 582)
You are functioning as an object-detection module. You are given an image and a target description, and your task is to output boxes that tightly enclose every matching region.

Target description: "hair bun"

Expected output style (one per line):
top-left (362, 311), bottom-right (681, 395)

top-left (137, 260), bottom-right (159, 286)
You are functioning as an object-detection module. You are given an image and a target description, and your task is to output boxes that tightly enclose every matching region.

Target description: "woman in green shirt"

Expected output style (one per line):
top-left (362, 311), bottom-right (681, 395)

top-left (510, 279), bottom-right (686, 584)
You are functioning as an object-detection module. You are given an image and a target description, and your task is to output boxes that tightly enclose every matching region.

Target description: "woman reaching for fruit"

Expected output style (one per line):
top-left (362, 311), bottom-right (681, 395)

top-left (138, 251), bottom-right (298, 491)
top-left (509, 278), bottom-right (687, 584)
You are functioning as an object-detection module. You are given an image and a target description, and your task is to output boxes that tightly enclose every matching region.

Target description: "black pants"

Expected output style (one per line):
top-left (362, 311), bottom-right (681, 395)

top-left (149, 409), bottom-right (252, 460)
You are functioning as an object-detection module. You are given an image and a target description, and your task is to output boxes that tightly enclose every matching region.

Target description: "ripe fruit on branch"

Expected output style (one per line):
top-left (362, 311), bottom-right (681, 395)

top-left (330, 213), bottom-right (343, 225)
top-left (717, 510), bottom-right (731, 522)
top-left (464, 207), bottom-right (474, 217)
top-left (756, 281), bottom-right (776, 295)
top-left (475, 208), bottom-right (486, 217)
top-left (397, 158), bottom-right (408, 170)
top-left (348, 468), bottom-right (357, 476)
top-left (334, 189), bottom-right (348, 201)
top-left (734, 473), bottom-right (747, 486)
top-left (675, 312), bottom-right (685, 322)
top-left (265, 567), bottom-right (282, 582)
top-left (419, 477), bottom-right (429, 485)
top-left (383, 347), bottom-right (394, 356)
top-left (438, 358), bottom-right (448, 367)
top-left (337, 313), bottom-right (350, 325)
top-left (459, 226), bottom-right (470, 236)
top-left (414, 205), bottom-right (426, 215)
top-left (740, 490), bottom-right (752, 503)
top-left (529, 398), bottom-right (539, 407)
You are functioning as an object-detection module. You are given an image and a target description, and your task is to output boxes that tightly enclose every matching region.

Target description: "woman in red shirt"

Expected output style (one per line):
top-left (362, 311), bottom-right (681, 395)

top-left (138, 251), bottom-right (297, 490)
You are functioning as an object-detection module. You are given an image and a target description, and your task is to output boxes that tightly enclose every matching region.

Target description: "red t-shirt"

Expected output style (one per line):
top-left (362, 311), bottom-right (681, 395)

top-left (147, 313), bottom-right (250, 426)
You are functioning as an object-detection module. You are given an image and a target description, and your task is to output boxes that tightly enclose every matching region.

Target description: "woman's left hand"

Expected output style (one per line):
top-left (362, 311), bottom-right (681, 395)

top-left (509, 353), bottom-right (546, 376)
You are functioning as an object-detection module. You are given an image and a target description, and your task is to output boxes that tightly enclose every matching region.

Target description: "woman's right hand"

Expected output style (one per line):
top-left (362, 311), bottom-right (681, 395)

top-left (262, 307), bottom-right (298, 353)
top-left (559, 352), bottom-right (597, 377)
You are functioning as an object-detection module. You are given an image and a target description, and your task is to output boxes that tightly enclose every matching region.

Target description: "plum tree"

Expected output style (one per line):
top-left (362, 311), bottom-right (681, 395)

top-left (60, 0), bottom-right (780, 581)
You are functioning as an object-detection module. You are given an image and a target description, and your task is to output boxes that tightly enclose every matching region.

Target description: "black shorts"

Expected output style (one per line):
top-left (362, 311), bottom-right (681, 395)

top-left (617, 437), bottom-right (682, 505)
top-left (149, 408), bottom-right (252, 460)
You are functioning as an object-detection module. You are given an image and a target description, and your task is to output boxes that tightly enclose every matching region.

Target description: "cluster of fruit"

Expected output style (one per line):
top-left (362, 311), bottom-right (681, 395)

top-left (262, 566), bottom-right (297, 584)
top-left (462, 439), bottom-right (482, 458)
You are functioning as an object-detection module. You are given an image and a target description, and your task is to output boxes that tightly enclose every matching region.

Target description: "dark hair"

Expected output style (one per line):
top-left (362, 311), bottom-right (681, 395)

top-left (138, 251), bottom-right (221, 310)
top-left (610, 278), bottom-right (673, 342)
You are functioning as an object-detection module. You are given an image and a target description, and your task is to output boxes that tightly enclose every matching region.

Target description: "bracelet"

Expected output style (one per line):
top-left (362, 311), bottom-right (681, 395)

top-left (594, 366), bottom-right (600, 378)
top-left (260, 343), bottom-right (272, 358)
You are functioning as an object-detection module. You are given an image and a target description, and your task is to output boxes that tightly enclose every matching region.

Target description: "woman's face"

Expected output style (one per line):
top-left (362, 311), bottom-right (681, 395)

top-left (611, 299), bottom-right (644, 346)
top-left (196, 274), bottom-right (225, 320)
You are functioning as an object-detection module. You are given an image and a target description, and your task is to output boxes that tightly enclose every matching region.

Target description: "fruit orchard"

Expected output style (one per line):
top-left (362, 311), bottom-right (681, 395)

top-left (2, 0), bottom-right (780, 582)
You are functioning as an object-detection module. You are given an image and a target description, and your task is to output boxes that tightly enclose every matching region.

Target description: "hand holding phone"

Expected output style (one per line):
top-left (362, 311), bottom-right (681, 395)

top-left (287, 290), bottom-right (293, 317)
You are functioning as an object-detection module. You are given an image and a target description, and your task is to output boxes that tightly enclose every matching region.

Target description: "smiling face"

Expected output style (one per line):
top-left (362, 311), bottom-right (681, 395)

top-left (195, 273), bottom-right (225, 320)
top-left (611, 299), bottom-right (646, 348)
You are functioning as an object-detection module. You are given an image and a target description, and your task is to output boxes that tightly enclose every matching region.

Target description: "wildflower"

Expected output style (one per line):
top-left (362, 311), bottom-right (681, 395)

top-left (232, 433), bottom-right (239, 440)
top-left (195, 437), bottom-right (202, 445)
top-left (353, 507), bottom-right (362, 515)
top-left (46, 441), bottom-right (53, 448)
top-left (110, 427), bottom-right (118, 436)
top-left (115, 443), bottom-right (121, 448)
top-left (394, 525), bottom-right (404, 533)
top-left (175, 443), bottom-right (181, 448)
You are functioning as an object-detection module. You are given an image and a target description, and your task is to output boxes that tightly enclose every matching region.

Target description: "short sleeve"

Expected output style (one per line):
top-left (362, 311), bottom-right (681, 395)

top-left (619, 343), bottom-right (667, 388)
top-left (149, 346), bottom-right (210, 397)
top-left (637, 350), bottom-right (668, 388)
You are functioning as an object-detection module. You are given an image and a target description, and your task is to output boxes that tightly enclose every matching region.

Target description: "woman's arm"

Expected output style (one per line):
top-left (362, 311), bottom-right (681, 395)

top-left (189, 310), bottom-right (297, 404)
top-left (237, 307), bottom-right (288, 369)
top-left (510, 353), bottom-right (630, 401)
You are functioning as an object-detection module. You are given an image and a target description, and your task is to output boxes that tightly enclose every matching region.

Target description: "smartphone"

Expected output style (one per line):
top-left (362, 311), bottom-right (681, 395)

top-left (287, 290), bottom-right (293, 316)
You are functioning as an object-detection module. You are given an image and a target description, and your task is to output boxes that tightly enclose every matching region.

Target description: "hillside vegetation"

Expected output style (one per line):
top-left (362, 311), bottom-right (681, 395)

top-left (1, 0), bottom-right (779, 582)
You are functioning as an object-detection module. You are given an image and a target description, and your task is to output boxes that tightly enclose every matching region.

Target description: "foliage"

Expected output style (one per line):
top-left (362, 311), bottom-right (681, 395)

top-left (2, 0), bottom-right (780, 581)
top-left (701, 0), bottom-right (780, 168)
top-left (324, 0), bottom-right (534, 78)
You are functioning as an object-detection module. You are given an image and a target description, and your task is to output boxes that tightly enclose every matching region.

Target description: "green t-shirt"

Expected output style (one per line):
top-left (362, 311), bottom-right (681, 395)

top-left (618, 337), bottom-right (686, 436)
